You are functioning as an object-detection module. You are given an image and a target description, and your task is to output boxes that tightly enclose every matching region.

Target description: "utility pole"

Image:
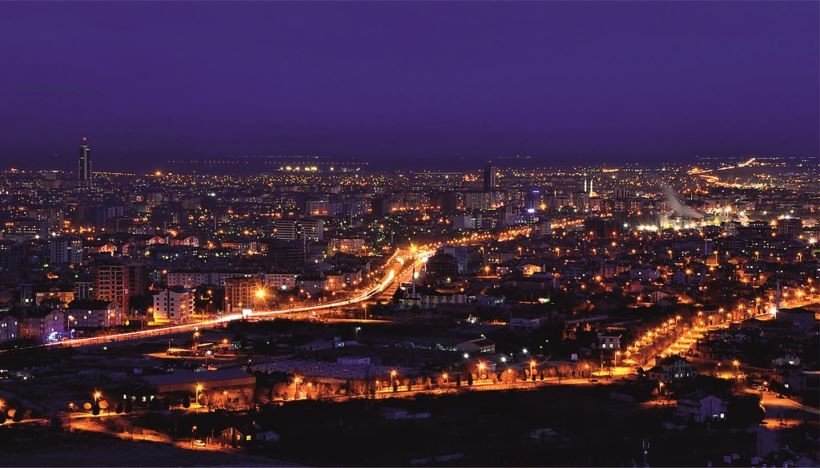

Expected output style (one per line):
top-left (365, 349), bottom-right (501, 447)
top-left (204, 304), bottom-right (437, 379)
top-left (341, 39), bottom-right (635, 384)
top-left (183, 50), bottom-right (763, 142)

top-left (642, 439), bottom-right (650, 467)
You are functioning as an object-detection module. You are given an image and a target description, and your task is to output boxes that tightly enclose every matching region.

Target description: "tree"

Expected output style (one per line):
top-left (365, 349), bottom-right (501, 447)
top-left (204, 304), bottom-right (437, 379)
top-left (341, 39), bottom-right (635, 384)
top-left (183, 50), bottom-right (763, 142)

top-left (728, 395), bottom-right (765, 428)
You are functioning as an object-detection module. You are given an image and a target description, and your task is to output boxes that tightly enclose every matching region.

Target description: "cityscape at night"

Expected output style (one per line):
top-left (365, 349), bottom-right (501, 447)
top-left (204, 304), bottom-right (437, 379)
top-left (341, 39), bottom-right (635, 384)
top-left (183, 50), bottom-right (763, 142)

top-left (0, 2), bottom-right (818, 467)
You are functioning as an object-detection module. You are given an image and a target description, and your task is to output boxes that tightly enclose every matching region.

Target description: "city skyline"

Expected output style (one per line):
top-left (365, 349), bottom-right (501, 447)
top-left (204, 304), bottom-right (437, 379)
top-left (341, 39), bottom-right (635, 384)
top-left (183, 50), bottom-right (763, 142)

top-left (0, 2), bottom-right (818, 467)
top-left (1, 1), bottom-right (818, 171)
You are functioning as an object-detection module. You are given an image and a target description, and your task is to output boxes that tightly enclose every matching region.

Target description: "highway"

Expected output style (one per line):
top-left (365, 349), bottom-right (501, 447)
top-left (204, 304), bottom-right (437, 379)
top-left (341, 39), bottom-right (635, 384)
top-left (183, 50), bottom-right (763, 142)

top-left (3, 226), bottom-right (532, 353)
top-left (31, 248), bottom-right (433, 350)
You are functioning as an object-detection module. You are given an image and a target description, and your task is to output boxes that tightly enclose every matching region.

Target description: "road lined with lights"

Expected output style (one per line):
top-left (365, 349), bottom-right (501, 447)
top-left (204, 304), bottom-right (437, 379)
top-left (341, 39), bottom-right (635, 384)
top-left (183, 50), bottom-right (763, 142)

top-left (4, 225), bottom-right (533, 353)
top-left (22, 226), bottom-right (531, 351)
top-left (26, 248), bottom-right (433, 350)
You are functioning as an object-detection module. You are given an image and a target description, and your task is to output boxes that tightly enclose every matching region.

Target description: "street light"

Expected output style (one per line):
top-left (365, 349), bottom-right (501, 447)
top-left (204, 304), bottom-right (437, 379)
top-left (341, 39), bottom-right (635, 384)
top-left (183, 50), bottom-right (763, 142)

top-left (529, 360), bottom-right (536, 378)
top-left (93, 391), bottom-right (102, 403)
top-left (732, 360), bottom-right (740, 378)
top-left (477, 362), bottom-right (486, 380)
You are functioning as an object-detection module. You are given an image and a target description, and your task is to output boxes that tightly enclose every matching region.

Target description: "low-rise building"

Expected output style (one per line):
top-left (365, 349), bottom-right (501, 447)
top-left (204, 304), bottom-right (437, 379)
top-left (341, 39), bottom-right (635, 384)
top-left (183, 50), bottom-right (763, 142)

top-left (66, 299), bottom-right (123, 329)
top-left (648, 355), bottom-right (697, 383)
top-left (456, 338), bottom-right (496, 354)
top-left (597, 333), bottom-right (622, 350)
top-left (675, 394), bottom-right (727, 423)
top-left (19, 309), bottom-right (66, 342)
top-left (0, 315), bottom-right (19, 342)
top-left (399, 291), bottom-right (468, 310)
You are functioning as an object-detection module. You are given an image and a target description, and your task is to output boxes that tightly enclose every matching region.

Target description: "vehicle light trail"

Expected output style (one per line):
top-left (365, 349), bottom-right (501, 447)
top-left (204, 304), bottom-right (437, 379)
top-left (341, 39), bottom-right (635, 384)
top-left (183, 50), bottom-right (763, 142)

top-left (19, 249), bottom-right (431, 350)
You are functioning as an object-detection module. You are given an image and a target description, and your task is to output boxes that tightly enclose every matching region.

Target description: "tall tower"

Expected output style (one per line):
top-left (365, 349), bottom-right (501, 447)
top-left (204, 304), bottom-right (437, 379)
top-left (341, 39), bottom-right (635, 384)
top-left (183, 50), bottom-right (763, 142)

top-left (483, 162), bottom-right (497, 192)
top-left (78, 136), bottom-right (92, 188)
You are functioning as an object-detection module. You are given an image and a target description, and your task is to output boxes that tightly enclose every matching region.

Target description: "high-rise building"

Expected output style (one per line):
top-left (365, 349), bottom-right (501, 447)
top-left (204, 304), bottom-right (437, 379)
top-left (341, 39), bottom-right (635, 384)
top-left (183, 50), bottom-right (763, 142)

top-left (776, 217), bottom-right (802, 238)
top-left (93, 261), bottom-right (129, 314)
top-left (483, 163), bottom-right (497, 192)
top-left (273, 219), bottom-right (324, 242)
top-left (464, 191), bottom-right (500, 211)
top-left (48, 236), bottom-right (83, 265)
top-left (78, 136), bottom-right (92, 187)
top-left (152, 287), bottom-right (195, 323)
top-left (266, 240), bottom-right (306, 271)
top-left (327, 237), bottom-right (367, 255)
top-left (224, 277), bottom-right (257, 313)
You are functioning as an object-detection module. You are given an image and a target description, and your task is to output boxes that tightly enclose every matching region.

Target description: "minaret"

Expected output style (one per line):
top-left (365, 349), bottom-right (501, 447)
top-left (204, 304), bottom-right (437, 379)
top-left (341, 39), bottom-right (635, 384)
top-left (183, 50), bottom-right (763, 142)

top-left (411, 264), bottom-right (416, 297)
top-left (589, 179), bottom-right (594, 196)
top-left (583, 177), bottom-right (588, 193)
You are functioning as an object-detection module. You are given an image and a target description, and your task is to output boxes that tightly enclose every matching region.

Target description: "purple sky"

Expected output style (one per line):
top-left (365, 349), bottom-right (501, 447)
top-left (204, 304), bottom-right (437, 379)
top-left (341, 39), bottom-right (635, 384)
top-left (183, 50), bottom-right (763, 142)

top-left (1, 1), bottom-right (817, 170)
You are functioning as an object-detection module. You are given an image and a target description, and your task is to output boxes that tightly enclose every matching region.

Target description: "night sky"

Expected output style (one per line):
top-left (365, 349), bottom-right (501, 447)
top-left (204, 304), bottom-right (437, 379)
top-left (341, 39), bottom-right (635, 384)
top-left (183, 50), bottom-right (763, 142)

top-left (1, 2), bottom-right (817, 171)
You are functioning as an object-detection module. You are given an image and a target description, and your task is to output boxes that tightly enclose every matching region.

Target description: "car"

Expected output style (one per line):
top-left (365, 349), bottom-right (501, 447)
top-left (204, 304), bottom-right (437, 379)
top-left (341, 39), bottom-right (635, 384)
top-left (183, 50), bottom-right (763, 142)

top-left (193, 439), bottom-right (206, 447)
top-left (776, 394), bottom-right (785, 399)
top-left (590, 379), bottom-right (599, 383)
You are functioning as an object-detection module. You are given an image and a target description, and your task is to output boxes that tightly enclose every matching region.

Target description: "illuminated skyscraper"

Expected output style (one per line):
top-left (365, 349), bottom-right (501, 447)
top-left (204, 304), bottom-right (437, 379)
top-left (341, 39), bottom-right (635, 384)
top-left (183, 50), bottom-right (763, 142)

top-left (78, 136), bottom-right (92, 187)
top-left (483, 162), bottom-right (497, 192)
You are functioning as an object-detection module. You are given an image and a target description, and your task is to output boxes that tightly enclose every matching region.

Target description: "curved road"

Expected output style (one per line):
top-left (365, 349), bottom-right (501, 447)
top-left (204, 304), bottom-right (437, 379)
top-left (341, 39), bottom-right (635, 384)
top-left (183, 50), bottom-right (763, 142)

top-left (21, 248), bottom-right (432, 351)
